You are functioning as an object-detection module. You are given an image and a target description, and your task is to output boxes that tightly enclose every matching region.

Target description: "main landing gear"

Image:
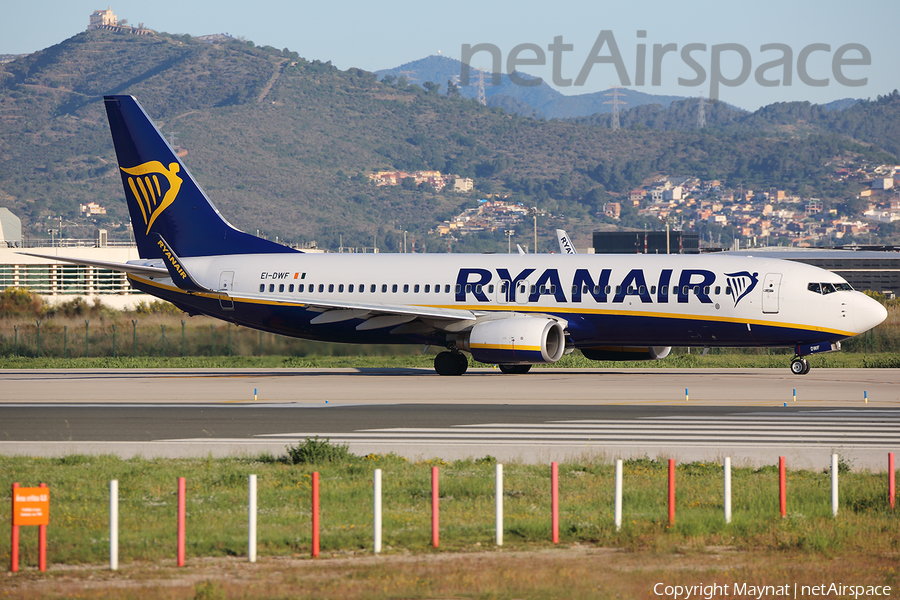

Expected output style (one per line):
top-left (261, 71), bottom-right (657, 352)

top-left (434, 351), bottom-right (468, 376)
top-left (790, 356), bottom-right (811, 375)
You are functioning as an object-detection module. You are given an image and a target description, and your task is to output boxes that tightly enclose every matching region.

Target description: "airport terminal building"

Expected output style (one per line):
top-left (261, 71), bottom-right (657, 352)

top-left (0, 208), bottom-right (150, 309)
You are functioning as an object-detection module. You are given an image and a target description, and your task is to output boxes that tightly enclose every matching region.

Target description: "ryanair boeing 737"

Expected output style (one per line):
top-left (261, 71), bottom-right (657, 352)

top-left (23, 96), bottom-right (887, 375)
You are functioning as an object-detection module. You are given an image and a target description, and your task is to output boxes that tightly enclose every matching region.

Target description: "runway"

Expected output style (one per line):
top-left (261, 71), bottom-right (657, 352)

top-left (1, 368), bottom-right (898, 469)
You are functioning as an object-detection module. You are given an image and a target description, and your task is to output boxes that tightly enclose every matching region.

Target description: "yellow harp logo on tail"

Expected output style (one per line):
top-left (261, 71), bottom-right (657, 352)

top-left (120, 161), bottom-right (183, 235)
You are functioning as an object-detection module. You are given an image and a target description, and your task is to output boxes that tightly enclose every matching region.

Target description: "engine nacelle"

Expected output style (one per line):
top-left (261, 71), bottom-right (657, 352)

top-left (456, 316), bottom-right (566, 365)
top-left (580, 346), bottom-right (672, 361)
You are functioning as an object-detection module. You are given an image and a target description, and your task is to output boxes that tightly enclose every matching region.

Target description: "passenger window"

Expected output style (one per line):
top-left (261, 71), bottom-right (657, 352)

top-left (501, 282), bottom-right (508, 293)
top-left (615, 286), bottom-right (621, 294)
top-left (289, 284), bottom-right (294, 293)
top-left (693, 286), bottom-right (700, 295)
top-left (279, 284), bottom-right (285, 293)
top-left (455, 284), bottom-right (461, 293)
top-left (359, 284), bottom-right (364, 293)
top-left (714, 286), bottom-right (720, 295)
top-left (403, 284), bottom-right (409, 293)
top-left (682, 285), bottom-right (689, 295)
top-left (703, 286), bottom-right (710, 295)
top-left (392, 284), bottom-right (398, 293)
top-left (639, 285), bottom-right (645, 295)
top-left (593, 285), bottom-right (600, 294)
top-left (338, 284), bottom-right (344, 293)
top-left (259, 284), bottom-right (265, 292)
top-left (530, 285), bottom-right (536, 294)
top-left (627, 286), bottom-right (634, 294)
top-left (371, 284), bottom-right (376, 293)
top-left (725, 286), bottom-right (732, 295)
top-left (445, 284), bottom-right (451, 293)
top-left (661, 285), bottom-right (668, 295)
top-left (382, 284), bottom-right (387, 293)
top-left (318, 284), bottom-right (324, 293)
top-left (269, 284), bottom-right (275, 292)
top-left (475, 284), bottom-right (482, 294)
top-left (808, 283), bottom-right (822, 294)
top-left (414, 284), bottom-right (420, 293)
top-left (605, 285), bottom-right (611, 294)
top-left (348, 284), bottom-right (354, 293)
top-left (425, 284), bottom-right (431, 293)
top-left (329, 284), bottom-right (335, 293)
top-left (488, 284), bottom-right (494, 293)
top-left (550, 285), bottom-right (556, 293)
top-left (298, 284), bottom-right (304, 292)
top-left (650, 286), bottom-right (656, 294)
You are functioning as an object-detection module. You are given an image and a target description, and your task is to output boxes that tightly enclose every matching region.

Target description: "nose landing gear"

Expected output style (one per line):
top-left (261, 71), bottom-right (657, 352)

top-left (790, 356), bottom-right (810, 375)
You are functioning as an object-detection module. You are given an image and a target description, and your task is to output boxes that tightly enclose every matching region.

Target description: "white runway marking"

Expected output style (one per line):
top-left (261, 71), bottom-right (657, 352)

top-left (162, 411), bottom-right (900, 448)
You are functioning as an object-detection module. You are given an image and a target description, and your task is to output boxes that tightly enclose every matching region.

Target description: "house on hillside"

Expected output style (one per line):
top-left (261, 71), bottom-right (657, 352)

top-left (89, 7), bottom-right (117, 29)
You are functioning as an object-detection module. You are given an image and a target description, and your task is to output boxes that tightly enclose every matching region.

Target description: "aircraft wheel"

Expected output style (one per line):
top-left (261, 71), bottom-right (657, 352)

top-left (499, 364), bottom-right (532, 374)
top-left (455, 352), bottom-right (469, 375)
top-left (790, 357), bottom-right (809, 375)
top-left (435, 351), bottom-right (461, 376)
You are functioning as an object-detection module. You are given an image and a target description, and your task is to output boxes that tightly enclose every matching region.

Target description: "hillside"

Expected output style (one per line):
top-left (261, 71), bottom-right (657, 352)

top-left (376, 55), bottom-right (687, 119)
top-left (0, 30), bottom-right (898, 253)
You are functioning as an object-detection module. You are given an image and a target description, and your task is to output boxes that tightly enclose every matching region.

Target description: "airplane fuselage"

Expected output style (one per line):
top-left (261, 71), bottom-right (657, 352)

top-left (129, 252), bottom-right (876, 351)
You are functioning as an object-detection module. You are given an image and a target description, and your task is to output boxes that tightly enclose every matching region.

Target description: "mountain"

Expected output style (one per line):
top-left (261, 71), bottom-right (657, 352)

top-left (0, 30), bottom-right (897, 253)
top-left (376, 55), bottom-right (689, 119)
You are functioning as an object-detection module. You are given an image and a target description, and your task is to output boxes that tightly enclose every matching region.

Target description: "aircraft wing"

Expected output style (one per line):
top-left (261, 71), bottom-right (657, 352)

top-left (15, 252), bottom-right (168, 277)
top-left (241, 292), bottom-right (478, 325)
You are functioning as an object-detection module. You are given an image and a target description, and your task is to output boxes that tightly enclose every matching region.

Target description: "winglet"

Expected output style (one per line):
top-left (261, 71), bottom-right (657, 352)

top-left (155, 235), bottom-right (212, 293)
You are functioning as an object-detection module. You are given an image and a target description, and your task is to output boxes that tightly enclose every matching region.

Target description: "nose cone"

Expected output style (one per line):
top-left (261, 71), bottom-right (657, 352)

top-left (852, 293), bottom-right (888, 333)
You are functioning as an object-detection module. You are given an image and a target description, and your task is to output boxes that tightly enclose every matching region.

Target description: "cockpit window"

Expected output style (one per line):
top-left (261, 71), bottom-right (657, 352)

top-left (808, 282), bottom-right (853, 294)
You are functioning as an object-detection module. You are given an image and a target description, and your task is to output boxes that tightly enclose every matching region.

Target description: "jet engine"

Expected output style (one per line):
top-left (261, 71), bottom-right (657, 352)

top-left (456, 316), bottom-right (566, 365)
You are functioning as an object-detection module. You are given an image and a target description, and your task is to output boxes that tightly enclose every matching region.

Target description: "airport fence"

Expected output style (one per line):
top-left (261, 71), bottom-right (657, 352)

top-left (0, 318), bottom-right (419, 359)
top-left (6, 453), bottom-right (897, 572)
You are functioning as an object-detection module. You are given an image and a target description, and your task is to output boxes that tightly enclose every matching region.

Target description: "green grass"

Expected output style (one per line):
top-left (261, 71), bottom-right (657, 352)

top-left (1, 453), bottom-right (898, 569)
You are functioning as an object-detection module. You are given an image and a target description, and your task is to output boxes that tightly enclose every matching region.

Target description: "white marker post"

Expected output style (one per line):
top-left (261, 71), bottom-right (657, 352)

top-left (110, 479), bottom-right (118, 571)
top-left (374, 469), bottom-right (382, 554)
top-left (724, 457), bottom-right (732, 524)
top-left (495, 463), bottom-right (503, 546)
top-left (249, 474), bottom-right (257, 563)
top-left (614, 459), bottom-right (623, 532)
top-left (831, 454), bottom-right (839, 517)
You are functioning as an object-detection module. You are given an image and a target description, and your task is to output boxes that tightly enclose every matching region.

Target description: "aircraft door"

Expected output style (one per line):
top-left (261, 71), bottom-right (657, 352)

top-left (496, 280), bottom-right (511, 304)
top-left (761, 273), bottom-right (782, 314)
top-left (218, 271), bottom-right (235, 311)
top-left (515, 280), bottom-right (532, 305)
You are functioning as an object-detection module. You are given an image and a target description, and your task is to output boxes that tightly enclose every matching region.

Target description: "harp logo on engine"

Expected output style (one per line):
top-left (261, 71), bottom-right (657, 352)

top-left (121, 161), bottom-right (183, 235)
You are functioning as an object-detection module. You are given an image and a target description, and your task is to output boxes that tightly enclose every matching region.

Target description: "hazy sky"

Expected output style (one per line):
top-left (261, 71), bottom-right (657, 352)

top-left (3, 0), bottom-right (897, 110)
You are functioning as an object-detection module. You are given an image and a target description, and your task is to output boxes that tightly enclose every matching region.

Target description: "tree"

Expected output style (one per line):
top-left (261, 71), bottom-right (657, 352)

top-left (423, 81), bottom-right (441, 95)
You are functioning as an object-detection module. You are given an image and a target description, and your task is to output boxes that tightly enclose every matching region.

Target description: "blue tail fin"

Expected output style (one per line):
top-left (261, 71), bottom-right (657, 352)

top-left (104, 95), bottom-right (297, 259)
